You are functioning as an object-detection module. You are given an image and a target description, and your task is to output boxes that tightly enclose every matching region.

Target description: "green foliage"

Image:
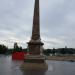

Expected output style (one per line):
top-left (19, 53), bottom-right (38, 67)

top-left (43, 48), bottom-right (75, 56)
top-left (5, 49), bottom-right (13, 55)
top-left (43, 49), bottom-right (51, 56)
top-left (13, 43), bottom-right (23, 52)
top-left (0, 44), bottom-right (8, 54)
top-left (22, 48), bottom-right (27, 52)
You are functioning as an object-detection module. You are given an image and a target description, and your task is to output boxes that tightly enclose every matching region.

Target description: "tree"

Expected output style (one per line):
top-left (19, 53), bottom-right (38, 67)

top-left (13, 42), bottom-right (23, 52)
top-left (0, 44), bottom-right (8, 54)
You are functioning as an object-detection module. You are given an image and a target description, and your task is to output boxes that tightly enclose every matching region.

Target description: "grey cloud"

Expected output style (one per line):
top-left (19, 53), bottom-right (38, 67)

top-left (0, 0), bottom-right (75, 48)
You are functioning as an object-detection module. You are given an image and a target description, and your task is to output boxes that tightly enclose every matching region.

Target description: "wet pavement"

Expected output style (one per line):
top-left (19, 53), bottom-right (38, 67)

top-left (0, 55), bottom-right (75, 75)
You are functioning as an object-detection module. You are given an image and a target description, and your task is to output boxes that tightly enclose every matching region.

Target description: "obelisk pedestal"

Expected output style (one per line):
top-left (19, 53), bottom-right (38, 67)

top-left (21, 0), bottom-right (48, 70)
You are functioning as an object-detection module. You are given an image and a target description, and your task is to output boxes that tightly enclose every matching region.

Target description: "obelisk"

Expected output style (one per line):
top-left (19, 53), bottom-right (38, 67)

top-left (28, 0), bottom-right (44, 55)
top-left (21, 0), bottom-right (48, 70)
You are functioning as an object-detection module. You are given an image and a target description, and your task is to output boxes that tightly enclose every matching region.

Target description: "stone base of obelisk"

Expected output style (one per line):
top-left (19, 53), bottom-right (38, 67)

top-left (20, 55), bottom-right (48, 71)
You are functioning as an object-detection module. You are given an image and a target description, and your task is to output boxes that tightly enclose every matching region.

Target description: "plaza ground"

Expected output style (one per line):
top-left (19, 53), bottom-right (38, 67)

top-left (47, 55), bottom-right (75, 61)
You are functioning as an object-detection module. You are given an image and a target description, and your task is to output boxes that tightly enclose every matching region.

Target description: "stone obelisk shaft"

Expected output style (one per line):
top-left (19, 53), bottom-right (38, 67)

top-left (32, 0), bottom-right (40, 40)
top-left (28, 0), bottom-right (44, 55)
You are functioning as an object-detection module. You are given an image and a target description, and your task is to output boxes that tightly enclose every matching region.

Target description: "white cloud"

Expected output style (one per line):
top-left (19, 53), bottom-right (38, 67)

top-left (0, 0), bottom-right (75, 48)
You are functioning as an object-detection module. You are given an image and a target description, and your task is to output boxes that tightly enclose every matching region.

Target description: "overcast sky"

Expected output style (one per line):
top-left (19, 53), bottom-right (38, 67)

top-left (0, 0), bottom-right (75, 49)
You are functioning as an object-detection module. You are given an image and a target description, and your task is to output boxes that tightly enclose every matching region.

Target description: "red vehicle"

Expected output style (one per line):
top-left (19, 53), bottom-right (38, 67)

top-left (12, 52), bottom-right (28, 60)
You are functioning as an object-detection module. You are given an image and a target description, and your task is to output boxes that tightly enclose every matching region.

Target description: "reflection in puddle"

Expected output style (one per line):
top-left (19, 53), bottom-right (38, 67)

top-left (48, 65), bottom-right (54, 72)
top-left (22, 70), bottom-right (46, 75)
